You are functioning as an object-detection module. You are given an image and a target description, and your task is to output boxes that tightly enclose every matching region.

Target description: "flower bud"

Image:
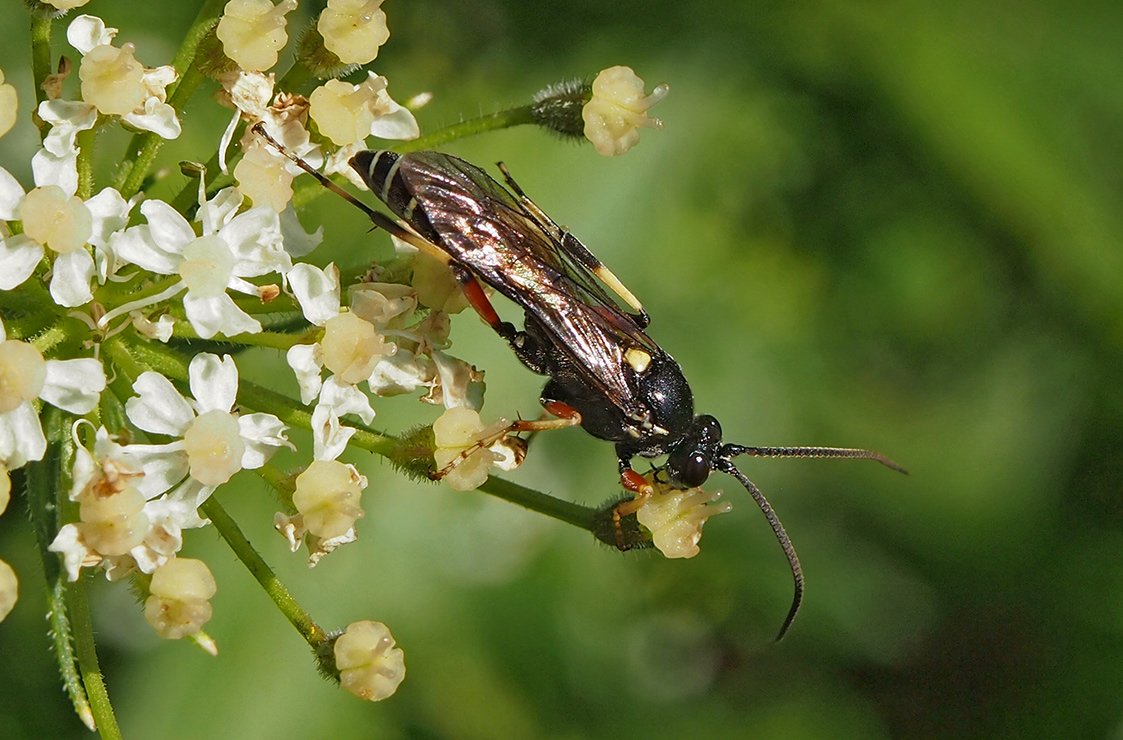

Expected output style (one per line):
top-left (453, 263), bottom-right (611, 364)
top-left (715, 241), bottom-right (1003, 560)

top-left (334, 620), bottom-right (405, 701)
top-left (144, 558), bottom-right (217, 639)
top-left (0, 69), bottom-right (17, 138)
top-left (293, 459), bottom-right (365, 540)
top-left (581, 66), bottom-right (668, 156)
top-left (0, 559), bottom-right (16, 623)
top-left (635, 478), bottom-right (732, 559)
top-left (321, 311), bottom-right (392, 384)
top-left (317, 0), bottom-right (389, 66)
top-left (216, 0), bottom-right (298, 72)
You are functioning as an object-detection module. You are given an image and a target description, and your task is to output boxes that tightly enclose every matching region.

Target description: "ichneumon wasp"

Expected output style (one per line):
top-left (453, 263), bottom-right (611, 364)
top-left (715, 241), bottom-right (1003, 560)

top-left (254, 123), bottom-right (905, 640)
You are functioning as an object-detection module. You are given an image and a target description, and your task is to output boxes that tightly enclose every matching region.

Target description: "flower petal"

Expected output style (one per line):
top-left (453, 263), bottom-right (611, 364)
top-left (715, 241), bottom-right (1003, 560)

top-left (85, 188), bottom-right (131, 248)
top-left (141, 199), bottom-right (195, 253)
top-left (122, 442), bottom-right (190, 499)
top-left (0, 166), bottom-right (25, 220)
top-left (182, 292), bottom-right (262, 339)
top-left (0, 402), bottom-right (47, 468)
top-left (110, 224), bottom-right (180, 274)
top-left (287, 262), bottom-right (340, 326)
top-left (0, 235), bottom-right (44, 291)
top-left (41, 358), bottom-right (106, 413)
top-left (187, 354), bottom-right (238, 414)
top-left (286, 343), bottom-right (323, 405)
top-left (320, 376), bottom-right (375, 425)
top-left (238, 412), bottom-right (293, 469)
top-left (49, 249), bottom-right (95, 307)
top-left (311, 402), bottom-right (354, 462)
top-left (127, 371), bottom-right (195, 436)
top-left (279, 205), bottom-right (323, 258)
top-left (67, 14), bottom-right (117, 55)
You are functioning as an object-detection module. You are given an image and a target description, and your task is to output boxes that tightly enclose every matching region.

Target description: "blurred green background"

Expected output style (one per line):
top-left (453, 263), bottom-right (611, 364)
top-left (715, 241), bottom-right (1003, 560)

top-left (3, 0), bottom-right (1123, 737)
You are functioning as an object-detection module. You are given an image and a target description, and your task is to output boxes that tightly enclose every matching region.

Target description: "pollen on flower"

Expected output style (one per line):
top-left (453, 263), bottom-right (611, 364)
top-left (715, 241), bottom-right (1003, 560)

top-left (234, 137), bottom-right (295, 211)
top-left (182, 409), bottom-right (246, 486)
top-left (0, 340), bottom-right (48, 415)
top-left (19, 185), bottom-right (93, 254)
top-left (178, 234), bottom-right (237, 296)
top-left (216, 0), bottom-right (299, 72)
top-left (293, 459), bottom-right (365, 539)
top-left (317, 0), bottom-right (390, 66)
top-left (334, 620), bottom-right (405, 701)
top-left (581, 66), bottom-right (669, 157)
top-left (432, 407), bottom-right (509, 491)
top-left (77, 484), bottom-right (148, 556)
top-left (79, 43), bottom-right (147, 116)
top-left (410, 252), bottom-right (469, 314)
top-left (144, 557), bottom-right (217, 639)
top-left (309, 78), bottom-right (379, 146)
top-left (635, 478), bottom-right (732, 559)
top-left (321, 311), bottom-right (392, 385)
top-left (0, 69), bottom-right (17, 138)
top-left (0, 558), bottom-right (16, 623)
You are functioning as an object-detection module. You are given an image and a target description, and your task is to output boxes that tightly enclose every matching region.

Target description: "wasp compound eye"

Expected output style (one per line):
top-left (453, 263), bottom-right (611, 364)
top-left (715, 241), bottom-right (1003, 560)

top-left (670, 450), bottom-right (711, 488)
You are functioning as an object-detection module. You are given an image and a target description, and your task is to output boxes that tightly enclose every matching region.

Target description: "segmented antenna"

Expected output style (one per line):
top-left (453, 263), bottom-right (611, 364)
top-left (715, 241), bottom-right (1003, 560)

top-left (715, 458), bottom-right (804, 641)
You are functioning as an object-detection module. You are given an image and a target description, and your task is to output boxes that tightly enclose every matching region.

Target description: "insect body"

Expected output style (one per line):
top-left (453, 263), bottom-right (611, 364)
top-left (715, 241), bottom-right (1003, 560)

top-left (349, 149), bottom-right (905, 639)
top-left (252, 124), bottom-right (904, 639)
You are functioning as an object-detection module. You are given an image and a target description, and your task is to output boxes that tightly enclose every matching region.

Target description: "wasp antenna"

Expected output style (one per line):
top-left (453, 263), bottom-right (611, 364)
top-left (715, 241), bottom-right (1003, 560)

top-left (715, 458), bottom-right (804, 641)
top-left (724, 444), bottom-right (908, 476)
top-left (251, 123), bottom-right (451, 259)
top-left (250, 123), bottom-right (384, 224)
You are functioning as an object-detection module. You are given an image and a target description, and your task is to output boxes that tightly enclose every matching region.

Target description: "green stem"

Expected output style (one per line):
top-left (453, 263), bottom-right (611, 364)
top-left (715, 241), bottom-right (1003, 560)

top-left (30, 13), bottom-right (52, 137)
top-left (75, 123), bottom-right (100, 200)
top-left (169, 323), bottom-right (310, 351)
top-left (66, 577), bottom-right (123, 739)
top-left (478, 475), bottom-right (597, 530)
top-left (394, 105), bottom-right (536, 154)
top-left (29, 321), bottom-right (71, 355)
top-left (200, 496), bottom-right (327, 646)
top-left (45, 579), bottom-right (95, 731)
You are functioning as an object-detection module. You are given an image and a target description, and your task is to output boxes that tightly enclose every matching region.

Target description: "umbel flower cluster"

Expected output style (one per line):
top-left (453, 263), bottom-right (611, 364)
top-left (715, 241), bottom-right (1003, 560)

top-left (0, 0), bottom-right (729, 731)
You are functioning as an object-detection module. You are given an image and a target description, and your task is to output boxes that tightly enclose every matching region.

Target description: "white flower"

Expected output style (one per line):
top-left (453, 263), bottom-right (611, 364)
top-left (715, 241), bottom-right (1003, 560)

top-left (317, 0), bottom-right (389, 65)
top-left (635, 476), bottom-right (732, 559)
top-left (0, 145), bottom-right (130, 308)
top-left (32, 99), bottom-right (97, 195)
top-left (122, 354), bottom-right (292, 507)
top-left (285, 263), bottom-right (384, 417)
top-left (582, 66), bottom-right (668, 157)
top-left (66, 15), bottom-right (180, 138)
top-left (334, 620), bottom-right (405, 701)
top-left (0, 319), bottom-right (105, 470)
top-left (215, 71), bottom-right (322, 210)
top-left (308, 72), bottom-right (418, 146)
top-left (107, 188), bottom-right (292, 338)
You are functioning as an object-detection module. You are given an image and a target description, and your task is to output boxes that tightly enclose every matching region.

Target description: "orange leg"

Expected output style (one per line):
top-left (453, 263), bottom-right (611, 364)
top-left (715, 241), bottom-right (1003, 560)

top-left (433, 401), bottom-right (583, 480)
top-left (453, 266), bottom-right (508, 333)
top-left (611, 467), bottom-right (655, 549)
